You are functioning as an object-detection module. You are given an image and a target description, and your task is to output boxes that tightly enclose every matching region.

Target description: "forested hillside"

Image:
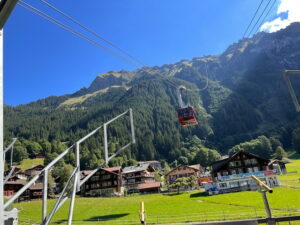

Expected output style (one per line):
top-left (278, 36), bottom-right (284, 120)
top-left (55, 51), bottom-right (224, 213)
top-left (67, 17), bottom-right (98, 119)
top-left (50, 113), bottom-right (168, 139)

top-left (4, 22), bottom-right (300, 169)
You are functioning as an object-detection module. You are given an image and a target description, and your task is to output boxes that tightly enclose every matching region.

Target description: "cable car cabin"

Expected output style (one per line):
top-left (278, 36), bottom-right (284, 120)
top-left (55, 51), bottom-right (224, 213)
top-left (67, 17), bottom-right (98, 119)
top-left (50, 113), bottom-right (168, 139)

top-left (177, 106), bottom-right (198, 126)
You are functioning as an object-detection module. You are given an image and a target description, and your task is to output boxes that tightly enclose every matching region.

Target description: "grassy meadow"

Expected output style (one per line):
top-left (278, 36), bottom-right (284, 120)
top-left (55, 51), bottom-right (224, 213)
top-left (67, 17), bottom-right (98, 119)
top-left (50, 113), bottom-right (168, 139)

top-left (15, 158), bottom-right (300, 225)
top-left (16, 158), bottom-right (44, 171)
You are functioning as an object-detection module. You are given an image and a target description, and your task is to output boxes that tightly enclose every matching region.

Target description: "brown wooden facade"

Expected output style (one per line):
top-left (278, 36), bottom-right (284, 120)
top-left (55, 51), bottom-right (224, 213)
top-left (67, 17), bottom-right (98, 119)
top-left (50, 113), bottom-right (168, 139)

top-left (81, 167), bottom-right (123, 197)
top-left (122, 164), bottom-right (156, 193)
top-left (211, 151), bottom-right (272, 180)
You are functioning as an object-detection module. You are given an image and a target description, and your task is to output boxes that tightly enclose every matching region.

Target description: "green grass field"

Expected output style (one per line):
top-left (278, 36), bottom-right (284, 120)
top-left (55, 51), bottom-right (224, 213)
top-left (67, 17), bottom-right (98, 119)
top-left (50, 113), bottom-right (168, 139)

top-left (15, 159), bottom-right (300, 225)
top-left (16, 158), bottom-right (44, 171)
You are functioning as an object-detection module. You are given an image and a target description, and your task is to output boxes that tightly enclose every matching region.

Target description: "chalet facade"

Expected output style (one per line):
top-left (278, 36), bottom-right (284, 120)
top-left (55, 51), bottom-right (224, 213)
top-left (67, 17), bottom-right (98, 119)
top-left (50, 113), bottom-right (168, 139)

top-left (28, 183), bottom-right (43, 199)
top-left (205, 151), bottom-right (280, 194)
top-left (4, 181), bottom-right (26, 199)
top-left (81, 167), bottom-right (123, 197)
top-left (123, 163), bottom-right (159, 193)
top-left (4, 181), bottom-right (43, 200)
top-left (24, 165), bottom-right (44, 177)
top-left (138, 160), bottom-right (162, 170)
top-left (166, 165), bottom-right (204, 190)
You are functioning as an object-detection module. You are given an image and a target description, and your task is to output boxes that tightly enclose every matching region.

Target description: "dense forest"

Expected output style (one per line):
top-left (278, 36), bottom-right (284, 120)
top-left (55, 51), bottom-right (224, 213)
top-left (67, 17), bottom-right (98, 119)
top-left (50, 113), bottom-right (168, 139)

top-left (4, 22), bottom-right (300, 169)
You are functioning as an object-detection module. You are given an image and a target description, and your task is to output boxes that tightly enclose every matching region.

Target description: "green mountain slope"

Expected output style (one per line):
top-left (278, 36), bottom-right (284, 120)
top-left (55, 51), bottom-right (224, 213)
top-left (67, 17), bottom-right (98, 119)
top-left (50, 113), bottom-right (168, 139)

top-left (5, 23), bottom-right (300, 168)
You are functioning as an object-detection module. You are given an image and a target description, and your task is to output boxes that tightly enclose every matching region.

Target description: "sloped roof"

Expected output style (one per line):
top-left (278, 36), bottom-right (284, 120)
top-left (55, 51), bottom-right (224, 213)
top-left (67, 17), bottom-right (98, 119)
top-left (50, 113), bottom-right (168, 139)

top-left (211, 151), bottom-right (270, 172)
top-left (103, 166), bottom-right (122, 173)
top-left (123, 163), bottom-right (154, 174)
top-left (29, 183), bottom-right (43, 190)
top-left (5, 180), bottom-right (26, 186)
top-left (25, 164), bottom-right (44, 172)
top-left (137, 182), bottom-right (160, 190)
top-left (166, 165), bottom-right (199, 176)
top-left (81, 170), bottom-right (93, 176)
top-left (190, 164), bottom-right (203, 171)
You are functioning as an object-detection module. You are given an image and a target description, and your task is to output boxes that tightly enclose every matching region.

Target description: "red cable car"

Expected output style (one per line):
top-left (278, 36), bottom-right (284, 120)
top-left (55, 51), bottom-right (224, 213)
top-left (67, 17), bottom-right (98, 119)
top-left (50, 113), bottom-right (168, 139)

top-left (177, 106), bottom-right (198, 126)
top-left (176, 86), bottom-right (198, 126)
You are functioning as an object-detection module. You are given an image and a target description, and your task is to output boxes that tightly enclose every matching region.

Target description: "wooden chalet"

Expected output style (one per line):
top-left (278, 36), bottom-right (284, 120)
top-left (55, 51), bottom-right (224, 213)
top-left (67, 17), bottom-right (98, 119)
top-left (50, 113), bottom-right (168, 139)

top-left (122, 163), bottom-right (159, 193)
top-left (206, 151), bottom-right (280, 194)
top-left (4, 181), bottom-right (26, 199)
top-left (166, 164), bottom-right (204, 189)
top-left (24, 165), bottom-right (44, 177)
top-left (28, 183), bottom-right (43, 199)
top-left (81, 166), bottom-right (123, 197)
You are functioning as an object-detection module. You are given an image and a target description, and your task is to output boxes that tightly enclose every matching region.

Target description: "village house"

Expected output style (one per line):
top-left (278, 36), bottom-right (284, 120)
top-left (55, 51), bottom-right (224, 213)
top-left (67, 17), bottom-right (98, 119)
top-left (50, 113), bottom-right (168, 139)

top-left (80, 166), bottom-right (123, 197)
top-left (138, 160), bottom-right (162, 170)
top-left (166, 164), bottom-right (204, 190)
top-left (4, 180), bottom-right (26, 199)
top-left (24, 164), bottom-right (44, 177)
top-left (4, 180), bottom-right (43, 200)
top-left (268, 159), bottom-right (288, 174)
top-left (122, 163), bottom-right (160, 193)
top-left (28, 183), bottom-right (43, 199)
top-left (205, 151), bottom-right (280, 194)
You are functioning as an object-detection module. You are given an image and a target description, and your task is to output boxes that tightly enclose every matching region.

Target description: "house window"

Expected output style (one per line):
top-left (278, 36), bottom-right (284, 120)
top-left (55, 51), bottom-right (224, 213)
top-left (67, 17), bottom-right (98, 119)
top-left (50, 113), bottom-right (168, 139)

top-left (253, 167), bottom-right (259, 172)
top-left (219, 183), bottom-right (227, 188)
top-left (244, 159), bottom-right (251, 165)
top-left (222, 171), bottom-right (229, 176)
top-left (229, 162), bottom-right (235, 167)
top-left (239, 180), bottom-right (248, 186)
top-left (251, 158), bottom-right (257, 164)
top-left (238, 168), bottom-right (243, 174)
top-left (102, 175), bottom-right (111, 179)
top-left (230, 181), bottom-right (239, 188)
top-left (248, 168), bottom-right (253, 173)
top-left (231, 170), bottom-right (236, 175)
top-left (235, 161), bottom-right (242, 166)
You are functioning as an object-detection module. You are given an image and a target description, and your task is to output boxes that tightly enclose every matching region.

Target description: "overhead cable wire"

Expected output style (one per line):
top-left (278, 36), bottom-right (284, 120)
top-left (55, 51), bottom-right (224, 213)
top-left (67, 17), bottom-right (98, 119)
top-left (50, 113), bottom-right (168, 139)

top-left (242, 0), bottom-right (265, 38)
top-left (247, 0), bottom-right (273, 37)
top-left (185, 62), bottom-right (209, 92)
top-left (18, 0), bottom-right (141, 68)
top-left (38, 0), bottom-right (146, 67)
top-left (254, 0), bottom-right (278, 34)
top-left (18, 1), bottom-right (200, 92)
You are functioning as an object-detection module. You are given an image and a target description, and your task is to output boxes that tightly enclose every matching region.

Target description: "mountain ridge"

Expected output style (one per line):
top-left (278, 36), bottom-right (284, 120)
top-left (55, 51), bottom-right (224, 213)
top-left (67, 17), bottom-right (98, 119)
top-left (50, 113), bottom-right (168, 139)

top-left (4, 22), bottom-right (300, 168)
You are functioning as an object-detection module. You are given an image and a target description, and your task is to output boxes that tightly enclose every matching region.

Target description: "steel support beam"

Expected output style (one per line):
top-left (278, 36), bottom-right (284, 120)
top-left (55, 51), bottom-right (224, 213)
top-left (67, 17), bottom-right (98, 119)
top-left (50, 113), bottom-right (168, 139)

top-left (42, 167), bottom-right (78, 225)
top-left (67, 168), bottom-right (78, 225)
top-left (42, 169), bottom-right (48, 221)
top-left (129, 108), bottom-right (136, 144)
top-left (0, 0), bottom-right (18, 29)
top-left (75, 142), bottom-right (80, 191)
top-left (0, 28), bottom-right (4, 225)
top-left (4, 144), bottom-right (74, 209)
top-left (3, 109), bottom-right (135, 225)
top-left (103, 124), bottom-right (108, 164)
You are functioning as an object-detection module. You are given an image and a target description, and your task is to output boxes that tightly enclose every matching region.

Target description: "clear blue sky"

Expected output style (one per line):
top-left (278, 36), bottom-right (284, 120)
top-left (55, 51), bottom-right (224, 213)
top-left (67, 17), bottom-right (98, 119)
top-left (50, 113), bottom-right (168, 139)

top-left (4, 0), bottom-right (280, 106)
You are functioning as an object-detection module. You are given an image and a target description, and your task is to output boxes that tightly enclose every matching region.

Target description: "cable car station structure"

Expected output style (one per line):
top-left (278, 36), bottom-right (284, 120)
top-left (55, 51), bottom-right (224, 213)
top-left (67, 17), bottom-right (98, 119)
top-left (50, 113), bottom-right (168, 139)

top-left (4, 109), bottom-right (135, 225)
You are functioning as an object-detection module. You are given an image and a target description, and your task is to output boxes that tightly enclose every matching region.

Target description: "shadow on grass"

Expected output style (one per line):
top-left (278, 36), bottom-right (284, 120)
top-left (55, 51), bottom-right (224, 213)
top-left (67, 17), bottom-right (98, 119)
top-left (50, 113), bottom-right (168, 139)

top-left (163, 192), bottom-right (184, 196)
top-left (84, 213), bottom-right (129, 221)
top-left (52, 219), bottom-right (67, 224)
top-left (190, 192), bottom-right (208, 198)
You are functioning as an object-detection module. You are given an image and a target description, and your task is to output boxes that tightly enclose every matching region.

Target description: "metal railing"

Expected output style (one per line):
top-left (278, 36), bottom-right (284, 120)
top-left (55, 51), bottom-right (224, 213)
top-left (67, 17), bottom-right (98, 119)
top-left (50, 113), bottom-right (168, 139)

top-left (4, 108), bottom-right (135, 225)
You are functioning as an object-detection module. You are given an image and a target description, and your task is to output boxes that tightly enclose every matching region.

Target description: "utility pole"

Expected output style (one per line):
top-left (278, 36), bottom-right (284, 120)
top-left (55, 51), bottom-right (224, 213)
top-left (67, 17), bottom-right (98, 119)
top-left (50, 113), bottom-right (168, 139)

top-left (0, 1), bottom-right (18, 224)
